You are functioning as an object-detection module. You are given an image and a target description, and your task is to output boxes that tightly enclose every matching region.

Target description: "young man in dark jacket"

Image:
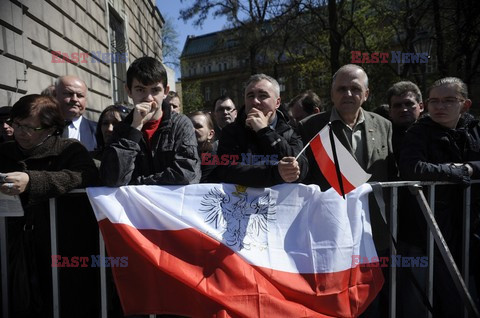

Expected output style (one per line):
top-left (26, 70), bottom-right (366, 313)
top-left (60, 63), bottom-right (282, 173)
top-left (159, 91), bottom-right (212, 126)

top-left (100, 57), bottom-right (200, 186)
top-left (211, 73), bottom-right (307, 187)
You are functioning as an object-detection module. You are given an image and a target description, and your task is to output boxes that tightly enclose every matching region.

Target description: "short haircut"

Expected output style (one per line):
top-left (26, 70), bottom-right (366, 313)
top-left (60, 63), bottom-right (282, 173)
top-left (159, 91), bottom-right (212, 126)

top-left (245, 74), bottom-right (280, 97)
top-left (386, 81), bottom-right (422, 105)
top-left (95, 104), bottom-right (130, 148)
top-left (11, 94), bottom-right (64, 134)
top-left (212, 95), bottom-right (235, 112)
top-left (126, 57), bottom-right (168, 90)
top-left (289, 90), bottom-right (322, 114)
top-left (41, 84), bottom-right (55, 97)
top-left (167, 91), bottom-right (180, 99)
top-left (332, 64), bottom-right (369, 88)
top-left (427, 77), bottom-right (468, 99)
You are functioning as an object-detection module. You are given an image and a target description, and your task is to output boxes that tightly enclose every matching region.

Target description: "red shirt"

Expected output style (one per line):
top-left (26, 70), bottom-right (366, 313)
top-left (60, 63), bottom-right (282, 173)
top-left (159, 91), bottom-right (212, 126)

top-left (142, 117), bottom-right (162, 150)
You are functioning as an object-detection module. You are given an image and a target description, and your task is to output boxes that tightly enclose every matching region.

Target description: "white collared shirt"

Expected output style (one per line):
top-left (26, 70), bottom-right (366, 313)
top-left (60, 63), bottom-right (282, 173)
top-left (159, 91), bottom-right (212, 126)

top-left (64, 115), bottom-right (82, 141)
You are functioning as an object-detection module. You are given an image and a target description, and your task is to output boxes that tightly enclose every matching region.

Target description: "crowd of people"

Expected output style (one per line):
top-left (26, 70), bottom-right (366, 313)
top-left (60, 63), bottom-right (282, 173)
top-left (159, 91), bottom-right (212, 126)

top-left (0, 56), bottom-right (479, 317)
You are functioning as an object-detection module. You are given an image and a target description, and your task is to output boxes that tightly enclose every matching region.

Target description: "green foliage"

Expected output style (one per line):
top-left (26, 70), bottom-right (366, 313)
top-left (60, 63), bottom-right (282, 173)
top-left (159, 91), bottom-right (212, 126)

top-left (182, 81), bottom-right (204, 114)
top-left (179, 0), bottom-right (480, 113)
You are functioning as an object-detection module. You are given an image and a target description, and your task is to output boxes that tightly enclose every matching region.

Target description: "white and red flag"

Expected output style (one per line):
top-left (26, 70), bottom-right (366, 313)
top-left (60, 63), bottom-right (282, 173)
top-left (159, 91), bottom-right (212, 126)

top-left (308, 125), bottom-right (371, 196)
top-left (86, 183), bottom-right (383, 317)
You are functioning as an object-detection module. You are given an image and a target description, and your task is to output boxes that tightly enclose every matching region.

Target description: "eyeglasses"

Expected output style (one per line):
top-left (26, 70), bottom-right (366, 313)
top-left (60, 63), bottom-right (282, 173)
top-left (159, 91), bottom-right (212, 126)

top-left (427, 97), bottom-right (465, 108)
top-left (391, 101), bottom-right (419, 109)
top-left (9, 120), bottom-right (46, 135)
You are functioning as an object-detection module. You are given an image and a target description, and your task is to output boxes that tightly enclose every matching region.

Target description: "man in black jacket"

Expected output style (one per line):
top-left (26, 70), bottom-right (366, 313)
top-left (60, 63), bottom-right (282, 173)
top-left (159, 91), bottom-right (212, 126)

top-left (100, 57), bottom-right (200, 186)
top-left (211, 73), bottom-right (307, 187)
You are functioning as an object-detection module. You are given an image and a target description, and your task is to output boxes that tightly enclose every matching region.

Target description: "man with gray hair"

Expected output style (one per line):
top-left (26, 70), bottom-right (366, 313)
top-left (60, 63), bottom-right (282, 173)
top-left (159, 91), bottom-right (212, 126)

top-left (386, 81), bottom-right (424, 163)
top-left (211, 73), bottom-right (308, 186)
top-left (298, 64), bottom-right (394, 186)
top-left (298, 66), bottom-right (395, 315)
top-left (54, 75), bottom-right (97, 151)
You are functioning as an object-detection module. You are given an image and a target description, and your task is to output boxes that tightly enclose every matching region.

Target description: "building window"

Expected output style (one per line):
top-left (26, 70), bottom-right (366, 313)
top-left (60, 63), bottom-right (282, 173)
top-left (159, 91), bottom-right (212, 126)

top-left (224, 62), bottom-right (227, 70)
top-left (218, 63), bottom-right (222, 71)
top-left (298, 77), bottom-right (306, 90)
top-left (205, 87), bottom-right (211, 101)
top-left (108, 7), bottom-right (128, 104)
top-left (208, 65), bottom-right (211, 73)
top-left (203, 66), bottom-right (206, 74)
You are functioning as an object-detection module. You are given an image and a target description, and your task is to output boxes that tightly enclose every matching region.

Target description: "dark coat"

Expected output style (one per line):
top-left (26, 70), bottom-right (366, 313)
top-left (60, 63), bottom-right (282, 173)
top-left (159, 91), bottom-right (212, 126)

top-left (78, 116), bottom-right (97, 151)
top-left (211, 108), bottom-right (308, 187)
top-left (100, 101), bottom-right (201, 186)
top-left (400, 114), bottom-right (480, 182)
top-left (399, 114), bottom-right (480, 255)
top-left (0, 136), bottom-right (99, 206)
top-left (0, 136), bottom-right (100, 317)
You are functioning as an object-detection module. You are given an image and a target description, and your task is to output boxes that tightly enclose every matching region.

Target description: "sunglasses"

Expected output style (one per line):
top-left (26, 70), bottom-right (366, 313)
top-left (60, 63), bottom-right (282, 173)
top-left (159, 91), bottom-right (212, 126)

top-left (112, 105), bottom-right (130, 113)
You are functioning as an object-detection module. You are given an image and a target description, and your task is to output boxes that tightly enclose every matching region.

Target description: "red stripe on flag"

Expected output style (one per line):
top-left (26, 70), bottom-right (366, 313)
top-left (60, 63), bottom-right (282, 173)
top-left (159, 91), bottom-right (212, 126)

top-left (100, 219), bottom-right (384, 317)
top-left (310, 134), bottom-right (356, 196)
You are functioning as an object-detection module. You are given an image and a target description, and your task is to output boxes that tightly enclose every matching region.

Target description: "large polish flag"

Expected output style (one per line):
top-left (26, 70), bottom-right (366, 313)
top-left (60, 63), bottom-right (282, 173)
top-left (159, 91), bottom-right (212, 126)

top-left (310, 126), bottom-right (371, 196)
top-left (86, 183), bottom-right (383, 317)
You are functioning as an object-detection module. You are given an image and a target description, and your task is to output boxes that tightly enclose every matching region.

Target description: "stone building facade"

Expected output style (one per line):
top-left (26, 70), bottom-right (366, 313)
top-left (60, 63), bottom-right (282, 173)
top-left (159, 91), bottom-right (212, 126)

top-left (0, 0), bottom-right (167, 121)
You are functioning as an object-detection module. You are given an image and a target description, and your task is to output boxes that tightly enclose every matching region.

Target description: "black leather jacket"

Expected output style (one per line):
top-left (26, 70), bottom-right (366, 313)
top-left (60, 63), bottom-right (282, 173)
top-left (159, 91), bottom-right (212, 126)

top-left (400, 113), bottom-right (480, 183)
top-left (399, 113), bottom-right (480, 255)
top-left (211, 108), bottom-right (308, 187)
top-left (100, 101), bottom-right (201, 186)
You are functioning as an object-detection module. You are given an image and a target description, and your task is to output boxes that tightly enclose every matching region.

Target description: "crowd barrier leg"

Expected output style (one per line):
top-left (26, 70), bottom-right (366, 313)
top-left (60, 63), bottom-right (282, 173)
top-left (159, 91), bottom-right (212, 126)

top-left (100, 232), bottom-right (108, 318)
top-left (388, 187), bottom-right (398, 318)
top-left (49, 198), bottom-right (60, 318)
top-left (462, 186), bottom-right (472, 318)
top-left (426, 185), bottom-right (435, 318)
top-left (409, 185), bottom-right (479, 318)
top-left (0, 216), bottom-right (8, 318)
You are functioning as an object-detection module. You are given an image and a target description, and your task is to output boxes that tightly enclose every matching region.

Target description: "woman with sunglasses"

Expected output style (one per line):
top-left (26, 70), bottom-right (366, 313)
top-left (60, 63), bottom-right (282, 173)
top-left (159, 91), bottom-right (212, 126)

top-left (91, 104), bottom-right (130, 161)
top-left (0, 94), bottom-right (99, 317)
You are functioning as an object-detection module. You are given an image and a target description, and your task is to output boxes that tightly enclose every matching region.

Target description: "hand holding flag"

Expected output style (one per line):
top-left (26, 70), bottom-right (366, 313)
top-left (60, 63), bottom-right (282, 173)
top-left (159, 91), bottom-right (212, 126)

top-left (296, 123), bottom-right (371, 197)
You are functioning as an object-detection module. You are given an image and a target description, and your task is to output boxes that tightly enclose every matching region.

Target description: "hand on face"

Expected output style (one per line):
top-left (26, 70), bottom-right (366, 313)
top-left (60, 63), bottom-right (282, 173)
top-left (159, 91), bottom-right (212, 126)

top-left (245, 108), bottom-right (274, 132)
top-left (0, 171), bottom-right (29, 196)
top-left (127, 79), bottom-right (167, 130)
top-left (278, 157), bottom-right (300, 183)
top-left (131, 101), bottom-right (158, 130)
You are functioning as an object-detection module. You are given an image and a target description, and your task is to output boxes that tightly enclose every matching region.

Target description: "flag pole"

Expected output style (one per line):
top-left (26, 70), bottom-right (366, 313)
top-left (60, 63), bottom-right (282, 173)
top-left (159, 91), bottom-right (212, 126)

top-left (295, 132), bottom-right (319, 161)
top-left (327, 122), bottom-right (345, 199)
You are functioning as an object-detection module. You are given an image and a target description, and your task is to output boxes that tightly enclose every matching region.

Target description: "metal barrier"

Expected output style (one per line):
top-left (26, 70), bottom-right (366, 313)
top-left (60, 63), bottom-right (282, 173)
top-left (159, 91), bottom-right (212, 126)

top-left (1, 182), bottom-right (479, 317)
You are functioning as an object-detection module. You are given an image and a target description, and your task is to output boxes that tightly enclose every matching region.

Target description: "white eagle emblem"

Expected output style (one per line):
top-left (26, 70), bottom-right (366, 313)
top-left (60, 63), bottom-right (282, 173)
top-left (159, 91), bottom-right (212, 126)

top-left (200, 185), bottom-right (276, 250)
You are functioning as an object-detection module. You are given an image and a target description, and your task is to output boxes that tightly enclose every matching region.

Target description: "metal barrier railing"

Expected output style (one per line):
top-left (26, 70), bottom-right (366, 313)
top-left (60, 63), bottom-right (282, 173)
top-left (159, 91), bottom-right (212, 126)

top-left (0, 182), bottom-right (479, 318)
